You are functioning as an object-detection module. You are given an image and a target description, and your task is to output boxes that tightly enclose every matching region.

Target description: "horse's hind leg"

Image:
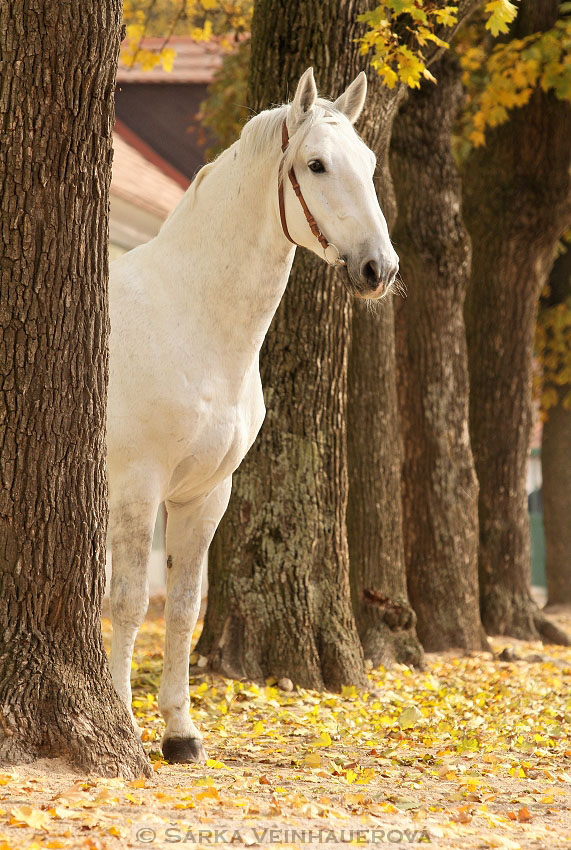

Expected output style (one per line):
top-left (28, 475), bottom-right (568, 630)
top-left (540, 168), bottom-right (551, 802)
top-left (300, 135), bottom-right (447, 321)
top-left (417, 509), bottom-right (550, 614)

top-left (159, 478), bottom-right (231, 763)
top-left (108, 476), bottom-right (160, 729)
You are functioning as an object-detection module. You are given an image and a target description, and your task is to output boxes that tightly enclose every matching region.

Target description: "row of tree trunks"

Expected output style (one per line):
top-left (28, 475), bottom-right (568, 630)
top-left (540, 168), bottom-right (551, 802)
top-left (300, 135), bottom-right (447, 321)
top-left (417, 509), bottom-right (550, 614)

top-left (463, 0), bottom-right (571, 642)
top-left (347, 0), bottom-right (482, 663)
top-left (0, 0), bottom-right (149, 776)
top-left (196, 0), bottom-right (374, 690)
top-left (391, 54), bottom-right (487, 652)
top-left (200, 0), bottom-right (495, 682)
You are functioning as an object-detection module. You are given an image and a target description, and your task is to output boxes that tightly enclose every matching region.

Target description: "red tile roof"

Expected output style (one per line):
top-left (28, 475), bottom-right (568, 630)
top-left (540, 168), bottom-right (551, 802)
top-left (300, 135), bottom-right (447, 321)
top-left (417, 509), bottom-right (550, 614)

top-left (117, 37), bottom-right (223, 84)
top-left (111, 129), bottom-right (186, 219)
top-left (114, 119), bottom-right (190, 189)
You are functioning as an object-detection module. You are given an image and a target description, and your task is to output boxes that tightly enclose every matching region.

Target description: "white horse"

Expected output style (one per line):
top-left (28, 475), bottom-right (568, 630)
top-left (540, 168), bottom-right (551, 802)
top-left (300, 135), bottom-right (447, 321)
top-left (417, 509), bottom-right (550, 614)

top-left (108, 67), bottom-right (398, 763)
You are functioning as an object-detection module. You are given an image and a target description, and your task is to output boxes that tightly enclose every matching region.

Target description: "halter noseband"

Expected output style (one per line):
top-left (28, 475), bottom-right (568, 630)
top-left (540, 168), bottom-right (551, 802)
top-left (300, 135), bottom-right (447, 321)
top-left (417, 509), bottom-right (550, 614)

top-left (278, 120), bottom-right (346, 267)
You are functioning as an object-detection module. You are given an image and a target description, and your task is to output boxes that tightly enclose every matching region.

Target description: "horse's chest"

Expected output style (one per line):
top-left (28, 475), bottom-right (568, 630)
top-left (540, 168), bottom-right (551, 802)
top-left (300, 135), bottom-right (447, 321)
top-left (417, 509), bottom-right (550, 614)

top-left (166, 388), bottom-right (264, 502)
top-left (201, 406), bottom-right (252, 471)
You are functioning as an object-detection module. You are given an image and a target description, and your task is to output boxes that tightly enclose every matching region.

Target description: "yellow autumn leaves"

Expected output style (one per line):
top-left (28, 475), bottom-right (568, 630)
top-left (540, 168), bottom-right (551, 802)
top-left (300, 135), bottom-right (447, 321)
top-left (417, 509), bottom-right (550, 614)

top-left (356, 1), bottom-right (519, 92)
top-left (0, 611), bottom-right (570, 850)
top-left (358, 0), bottom-right (570, 151)
top-left (119, 0), bottom-right (570, 161)
top-left (9, 807), bottom-right (50, 831)
top-left (119, 0), bottom-right (520, 91)
top-left (485, 0), bottom-right (518, 38)
top-left (357, 2), bottom-right (459, 90)
top-left (460, 15), bottom-right (571, 147)
top-left (120, 0), bottom-right (253, 72)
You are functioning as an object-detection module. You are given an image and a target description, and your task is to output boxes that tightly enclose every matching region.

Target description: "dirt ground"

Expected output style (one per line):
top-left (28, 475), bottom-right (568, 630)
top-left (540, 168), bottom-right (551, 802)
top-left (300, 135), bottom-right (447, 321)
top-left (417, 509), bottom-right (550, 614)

top-left (0, 602), bottom-right (569, 850)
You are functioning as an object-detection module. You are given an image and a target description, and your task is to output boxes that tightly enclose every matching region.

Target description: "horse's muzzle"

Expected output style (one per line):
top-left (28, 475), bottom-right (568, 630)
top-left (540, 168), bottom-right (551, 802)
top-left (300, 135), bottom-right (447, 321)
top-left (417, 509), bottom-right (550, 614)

top-left (359, 256), bottom-right (399, 296)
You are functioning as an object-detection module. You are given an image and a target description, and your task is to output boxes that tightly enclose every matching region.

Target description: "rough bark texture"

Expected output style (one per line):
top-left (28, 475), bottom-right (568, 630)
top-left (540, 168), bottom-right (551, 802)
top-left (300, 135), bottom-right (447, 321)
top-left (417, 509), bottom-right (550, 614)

top-left (463, 1), bottom-right (571, 641)
top-left (347, 87), bottom-right (424, 668)
top-left (347, 0), bottom-right (480, 663)
top-left (391, 55), bottom-right (487, 652)
top-left (0, 1), bottom-right (150, 777)
top-left (347, 295), bottom-right (423, 667)
top-left (541, 247), bottom-right (571, 609)
top-left (543, 401), bottom-right (571, 609)
top-left (196, 0), bottom-right (369, 690)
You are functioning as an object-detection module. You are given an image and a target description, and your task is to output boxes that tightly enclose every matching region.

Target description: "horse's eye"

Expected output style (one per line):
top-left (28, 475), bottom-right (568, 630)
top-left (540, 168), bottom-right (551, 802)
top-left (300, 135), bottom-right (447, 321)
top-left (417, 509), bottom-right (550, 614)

top-left (308, 160), bottom-right (325, 173)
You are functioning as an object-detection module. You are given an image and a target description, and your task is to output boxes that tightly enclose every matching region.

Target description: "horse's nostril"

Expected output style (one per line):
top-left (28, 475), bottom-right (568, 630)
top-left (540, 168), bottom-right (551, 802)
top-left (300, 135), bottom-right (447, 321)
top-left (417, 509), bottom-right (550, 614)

top-left (361, 259), bottom-right (380, 284)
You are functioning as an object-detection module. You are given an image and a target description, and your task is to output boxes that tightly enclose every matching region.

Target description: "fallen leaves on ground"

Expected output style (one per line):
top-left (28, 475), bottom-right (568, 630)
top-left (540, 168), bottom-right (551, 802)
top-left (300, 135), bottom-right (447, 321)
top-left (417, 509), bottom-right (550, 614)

top-left (0, 603), bottom-right (569, 849)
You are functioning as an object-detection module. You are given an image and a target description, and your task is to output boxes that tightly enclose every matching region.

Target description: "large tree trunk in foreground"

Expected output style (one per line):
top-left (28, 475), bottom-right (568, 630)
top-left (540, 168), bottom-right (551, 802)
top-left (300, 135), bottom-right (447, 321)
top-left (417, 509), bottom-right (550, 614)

top-left (391, 55), bottom-right (487, 652)
top-left (347, 89), bottom-right (423, 668)
top-left (541, 247), bottom-right (571, 609)
top-left (464, 1), bottom-right (571, 642)
top-left (197, 0), bottom-right (367, 690)
top-left (0, 0), bottom-right (149, 777)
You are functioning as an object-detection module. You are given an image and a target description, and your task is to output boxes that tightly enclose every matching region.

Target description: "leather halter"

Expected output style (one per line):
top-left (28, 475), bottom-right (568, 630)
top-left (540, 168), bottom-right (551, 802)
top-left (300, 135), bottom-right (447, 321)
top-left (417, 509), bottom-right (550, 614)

top-left (278, 120), bottom-right (346, 266)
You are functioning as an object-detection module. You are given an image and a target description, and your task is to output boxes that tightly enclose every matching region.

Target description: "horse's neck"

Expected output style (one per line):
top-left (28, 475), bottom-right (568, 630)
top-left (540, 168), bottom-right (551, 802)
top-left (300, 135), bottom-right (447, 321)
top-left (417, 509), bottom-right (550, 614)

top-left (155, 141), bottom-right (294, 367)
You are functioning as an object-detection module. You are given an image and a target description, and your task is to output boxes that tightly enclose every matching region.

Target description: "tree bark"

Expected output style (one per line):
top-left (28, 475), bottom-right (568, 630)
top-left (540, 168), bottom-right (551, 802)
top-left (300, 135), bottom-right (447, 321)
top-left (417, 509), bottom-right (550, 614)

top-left (0, 0), bottom-right (150, 777)
top-left (347, 0), bottom-right (481, 662)
top-left (543, 401), bottom-right (571, 609)
top-left (196, 0), bottom-right (369, 690)
top-left (463, 1), bottom-right (571, 641)
top-left (347, 87), bottom-right (424, 668)
top-left (541, 247), bottom-right (571, 609)
top-left (390, 54), bottom-right (487, 652)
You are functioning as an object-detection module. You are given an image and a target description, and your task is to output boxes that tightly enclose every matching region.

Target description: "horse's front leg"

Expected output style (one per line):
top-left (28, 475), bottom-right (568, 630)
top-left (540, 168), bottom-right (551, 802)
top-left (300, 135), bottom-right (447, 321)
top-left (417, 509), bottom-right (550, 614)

top-left (108, 480), bottom-right (160, 731)
top-left (159, 478), bottom-right (232, 763)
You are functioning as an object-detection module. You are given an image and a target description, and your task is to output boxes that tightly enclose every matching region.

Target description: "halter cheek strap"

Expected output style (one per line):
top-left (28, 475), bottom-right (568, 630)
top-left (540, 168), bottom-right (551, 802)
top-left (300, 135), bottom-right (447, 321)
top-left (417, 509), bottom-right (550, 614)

top-left (278, 120), bottom-right (346, 267)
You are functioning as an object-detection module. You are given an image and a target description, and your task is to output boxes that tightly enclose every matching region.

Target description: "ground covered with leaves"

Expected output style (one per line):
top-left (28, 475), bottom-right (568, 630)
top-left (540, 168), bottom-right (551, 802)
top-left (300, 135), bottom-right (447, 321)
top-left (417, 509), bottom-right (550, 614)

top-left (0, 602), bottom-right (569, 850)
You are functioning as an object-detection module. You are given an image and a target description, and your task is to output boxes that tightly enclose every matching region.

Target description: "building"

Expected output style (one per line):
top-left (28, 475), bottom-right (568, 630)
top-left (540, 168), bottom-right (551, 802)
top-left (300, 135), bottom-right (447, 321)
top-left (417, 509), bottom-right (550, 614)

top-left (109, 37), bottom-right (223, 259)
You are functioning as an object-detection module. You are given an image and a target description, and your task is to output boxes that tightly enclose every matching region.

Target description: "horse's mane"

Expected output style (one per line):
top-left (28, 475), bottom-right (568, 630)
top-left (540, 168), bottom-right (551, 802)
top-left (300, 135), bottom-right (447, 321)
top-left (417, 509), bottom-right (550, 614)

top-left (162, 98), bottom-right (354, 226)
top-left (239, 98), bottom-right (354, 180)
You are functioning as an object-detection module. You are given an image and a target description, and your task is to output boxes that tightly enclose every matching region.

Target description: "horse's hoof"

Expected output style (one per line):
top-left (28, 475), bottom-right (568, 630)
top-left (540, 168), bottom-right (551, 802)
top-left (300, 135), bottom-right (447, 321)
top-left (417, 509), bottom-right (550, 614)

top-left (162, 737), bottom-right (207, 764)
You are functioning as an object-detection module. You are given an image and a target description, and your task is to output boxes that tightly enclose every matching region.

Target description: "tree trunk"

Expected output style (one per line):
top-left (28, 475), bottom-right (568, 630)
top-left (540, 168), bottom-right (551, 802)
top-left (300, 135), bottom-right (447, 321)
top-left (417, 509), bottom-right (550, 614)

top-left (463, 1), bottom-right (571, 641)
top-left (541, 247), bottom-right (571, 609)
top-left (347, 87), bottom-right (424, 668)
top-left (196, 0), bottom-right (369, 690)
top-left (543, 401), bottom-right (571, 608)
top-left (0, 0), bottom-right (150, 777)
top-left (347, 0), bottom-right (481, 662)
top-left (391, 54), bottom-right (487, 652)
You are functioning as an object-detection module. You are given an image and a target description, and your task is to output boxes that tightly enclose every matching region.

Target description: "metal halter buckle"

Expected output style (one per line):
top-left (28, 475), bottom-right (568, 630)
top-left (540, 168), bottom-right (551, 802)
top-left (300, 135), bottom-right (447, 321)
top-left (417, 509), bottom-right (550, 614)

top-left (324, 243), bottom-right (347, 266)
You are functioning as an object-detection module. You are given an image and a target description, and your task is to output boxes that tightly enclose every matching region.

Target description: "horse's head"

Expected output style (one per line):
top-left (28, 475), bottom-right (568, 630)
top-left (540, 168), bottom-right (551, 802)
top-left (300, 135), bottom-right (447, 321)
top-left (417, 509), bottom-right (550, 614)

top-left (281, 68), bottom-right (399, 300)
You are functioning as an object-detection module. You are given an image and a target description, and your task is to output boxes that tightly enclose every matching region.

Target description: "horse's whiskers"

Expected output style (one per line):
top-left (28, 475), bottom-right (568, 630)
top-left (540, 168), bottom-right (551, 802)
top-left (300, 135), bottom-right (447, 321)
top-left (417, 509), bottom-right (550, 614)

top-left (365, 297), bottom-right (381, 315)
top-left (393, 273), bottom-right (407, 299)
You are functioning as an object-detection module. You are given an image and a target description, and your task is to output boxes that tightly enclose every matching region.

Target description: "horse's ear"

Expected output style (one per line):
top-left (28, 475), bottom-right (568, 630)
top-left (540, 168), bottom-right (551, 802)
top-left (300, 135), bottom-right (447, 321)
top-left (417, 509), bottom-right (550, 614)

top-left (333, 71), bottom-right (367, 124)
top-left (290, 67), bottom-right (318, 129)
